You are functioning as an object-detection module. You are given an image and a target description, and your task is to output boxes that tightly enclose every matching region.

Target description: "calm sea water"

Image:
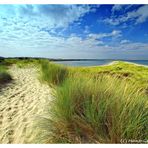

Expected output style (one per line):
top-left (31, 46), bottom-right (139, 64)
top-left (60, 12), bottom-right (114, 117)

top-left (54, 60), bottom-right (148, 67)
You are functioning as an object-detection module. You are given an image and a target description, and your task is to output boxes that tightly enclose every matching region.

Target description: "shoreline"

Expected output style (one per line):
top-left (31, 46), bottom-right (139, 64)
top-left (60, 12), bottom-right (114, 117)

top-left (87, 61), bottom-right (148, 68)
top-left (107, 61), bottom-right (148, 68)
top-left (1, 57), bottom-right (148, 68)
top-left (54, 60), bottom-right (148, 68)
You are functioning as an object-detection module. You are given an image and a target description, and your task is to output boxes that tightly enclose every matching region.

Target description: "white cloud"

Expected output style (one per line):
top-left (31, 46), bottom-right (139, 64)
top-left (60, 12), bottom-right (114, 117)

top-left (120, 40), bottom-right (130, 44)
top-left (112, 5), bottom-right (133, 13)
top-left (112, 5), bottom-right (124, 12)
top-left (0, 29), bottom-right (148, 59)
top-left (0, 5), bottom-right (148, 59)
top-left (84, 25), bottom-right (90, 34)
top-left (111, 30), bottom-right (122, 36)
top-left (127, 5), bottom-right (148, 24)
top-left (1, 20), bottom-right (147, 60)
top-left (0, 5), bottom-right (93, 29)
top-left (88, 30), bottom-right (122, 39)
top-left (104, 5), bottom-right (148, 26)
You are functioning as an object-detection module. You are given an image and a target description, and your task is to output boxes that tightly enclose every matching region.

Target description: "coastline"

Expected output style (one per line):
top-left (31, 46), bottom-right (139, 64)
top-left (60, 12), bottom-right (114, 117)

top-left (1, 57), bottom-right (148, 68)
top-left (54, 60), bottom-right (148, 68)
top-left (106, 61), bottom-right (148, 68)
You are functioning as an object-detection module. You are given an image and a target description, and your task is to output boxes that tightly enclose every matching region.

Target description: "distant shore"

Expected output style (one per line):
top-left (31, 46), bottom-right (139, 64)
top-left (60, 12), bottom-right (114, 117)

top-left (109, 61), bottom-right (148, 68)
top-left (1, 57), bottom-right (148, 61)
top-left (1, 57), bottom-right (148, 67)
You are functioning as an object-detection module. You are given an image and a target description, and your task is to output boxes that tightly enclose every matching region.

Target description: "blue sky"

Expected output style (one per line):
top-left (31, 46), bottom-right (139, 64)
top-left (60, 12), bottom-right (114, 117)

top-left (0, 4), bottom-right (148, 59)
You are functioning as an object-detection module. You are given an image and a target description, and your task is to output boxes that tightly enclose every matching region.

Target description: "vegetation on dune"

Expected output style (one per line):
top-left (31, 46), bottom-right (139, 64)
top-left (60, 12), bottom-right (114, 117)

top-left (0, 65), bottom-right (12, 86)
top-left (1, 58), bottom-right (40, 68)
top-left (72, 61), bottom-right (148, 89)
top-left (0, 58), bottom-right (148, 143)
top-left (0, 58), bottom-right (40, 86)
top-left (40, 60), bottom-right (68, 85)
top-left (37, 60), bottom-right (148, 143)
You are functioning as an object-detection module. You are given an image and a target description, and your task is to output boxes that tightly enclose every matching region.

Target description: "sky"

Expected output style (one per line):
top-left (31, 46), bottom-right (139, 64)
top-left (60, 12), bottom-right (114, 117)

top-left (0, 4), bottom-right (148, 59)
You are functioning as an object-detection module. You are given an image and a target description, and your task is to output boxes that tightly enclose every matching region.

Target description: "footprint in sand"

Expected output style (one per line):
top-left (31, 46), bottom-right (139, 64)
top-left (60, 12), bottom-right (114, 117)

top-left (0, 65), bottom-right (52, 144)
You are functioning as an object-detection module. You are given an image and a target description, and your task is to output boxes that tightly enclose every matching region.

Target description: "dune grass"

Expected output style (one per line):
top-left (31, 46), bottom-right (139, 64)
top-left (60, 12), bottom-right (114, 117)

top-left (37, 60), bottom-right (148, 143)
top-left (37, 75), bottom-right (148, 143)
top-left (1, 58), bottom-right (40, 68)
top-left (0, 58), bottom-right (39, 86)
top-left (0, 58), bottom-right (40, 86)
top-left (71, 61), bottom-right (148, 90)
top-left (0, 65), bottom-right (12, 86)
top-left (40, 60), bottom-right (68, 85)
top-left (0, 58), bottom-right (147, 143)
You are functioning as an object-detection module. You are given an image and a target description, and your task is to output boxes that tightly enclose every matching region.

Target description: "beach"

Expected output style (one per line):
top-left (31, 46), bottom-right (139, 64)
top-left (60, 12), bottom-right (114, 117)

top-left (0, 65), bottom-right (52, 143)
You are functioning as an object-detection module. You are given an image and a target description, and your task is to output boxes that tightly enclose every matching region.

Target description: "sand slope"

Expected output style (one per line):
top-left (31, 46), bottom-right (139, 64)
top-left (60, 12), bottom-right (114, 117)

top-left (0, 65), bottom-right (51, 143)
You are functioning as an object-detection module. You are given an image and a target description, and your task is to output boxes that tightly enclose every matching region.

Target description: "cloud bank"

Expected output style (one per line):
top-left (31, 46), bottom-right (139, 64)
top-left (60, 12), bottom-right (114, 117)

top-left (0, 5), bottom-right (148, 60)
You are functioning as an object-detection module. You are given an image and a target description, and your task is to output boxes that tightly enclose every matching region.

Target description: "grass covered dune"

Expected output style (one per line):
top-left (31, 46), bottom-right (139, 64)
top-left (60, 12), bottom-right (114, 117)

top-left (0, 58), bottom-right (39, 86)
top-left (0, 60), bottom-right (12, 86)
top-left (0, 58), bottom-right (147, 143)
top-left (39, 60), bottom-right (148, 144)
top-left (0, 66), bottom-right (12, 85)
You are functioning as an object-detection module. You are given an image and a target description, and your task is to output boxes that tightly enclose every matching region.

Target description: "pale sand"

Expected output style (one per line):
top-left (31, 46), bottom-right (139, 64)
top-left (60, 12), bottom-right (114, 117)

top-left (0, 65), bottom-right (52, 143)
top-left (106, 61), bottom-right (148, 68)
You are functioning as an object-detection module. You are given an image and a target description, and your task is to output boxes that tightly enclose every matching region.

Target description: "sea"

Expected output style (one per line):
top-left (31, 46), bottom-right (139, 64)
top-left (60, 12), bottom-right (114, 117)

top-left (54, 60), bottom-right (148, 67)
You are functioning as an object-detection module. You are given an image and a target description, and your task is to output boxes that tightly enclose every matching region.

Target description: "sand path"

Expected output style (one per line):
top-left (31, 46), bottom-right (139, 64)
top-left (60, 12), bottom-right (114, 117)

top-left (0, 65), bottom-right (51, 143)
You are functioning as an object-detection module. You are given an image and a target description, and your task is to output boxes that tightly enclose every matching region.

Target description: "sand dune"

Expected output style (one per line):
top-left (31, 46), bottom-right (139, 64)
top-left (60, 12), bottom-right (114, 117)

top-left (0, 65), bottom-right (51, 143)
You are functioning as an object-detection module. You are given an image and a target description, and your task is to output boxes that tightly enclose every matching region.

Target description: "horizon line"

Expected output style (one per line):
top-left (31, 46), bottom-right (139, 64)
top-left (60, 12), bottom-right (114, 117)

top-left (1, 56), bottom-right (148, 61)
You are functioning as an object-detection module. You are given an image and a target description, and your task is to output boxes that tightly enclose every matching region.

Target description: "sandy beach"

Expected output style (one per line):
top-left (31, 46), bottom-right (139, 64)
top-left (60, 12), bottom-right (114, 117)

top-left (106, 61), bottom-right (148, 68)
top-left (0, 65), bottom-right (52, 143)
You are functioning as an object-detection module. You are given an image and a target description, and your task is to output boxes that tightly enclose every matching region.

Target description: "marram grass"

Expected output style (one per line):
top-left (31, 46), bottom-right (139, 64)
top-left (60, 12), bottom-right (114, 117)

top-left (36, 73), bottom-right (148, 143)
top-left (40, 60), bottom-right (68, 85)
top-left (0, 65), bottom-right (12, 86)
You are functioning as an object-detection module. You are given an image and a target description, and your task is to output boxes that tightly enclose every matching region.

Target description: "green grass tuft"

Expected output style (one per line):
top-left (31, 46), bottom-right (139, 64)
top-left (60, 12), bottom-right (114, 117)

top-left (37, 74), bottom-right (148, 143)
top-left (40, 60), bottom-right (68, 85)
top-left (0, 65), bottom-right (12, 86)
top-left (2, 58), bottom-right (40, 68)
